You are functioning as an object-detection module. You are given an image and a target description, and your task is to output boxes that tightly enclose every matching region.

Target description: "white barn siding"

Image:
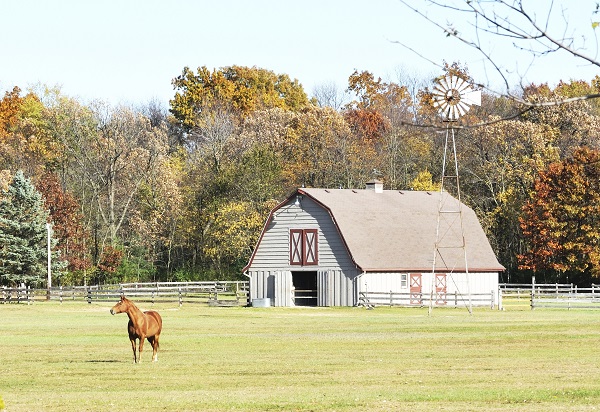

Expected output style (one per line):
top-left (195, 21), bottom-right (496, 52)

top-left (247, 198), bottom-right (358, 306)
top-left (358, 271), bottom-right (499, 307)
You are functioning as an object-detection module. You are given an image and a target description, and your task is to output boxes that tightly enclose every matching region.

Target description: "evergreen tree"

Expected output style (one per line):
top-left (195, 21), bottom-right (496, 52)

top-left (0, 170), bottom-right (60, 286)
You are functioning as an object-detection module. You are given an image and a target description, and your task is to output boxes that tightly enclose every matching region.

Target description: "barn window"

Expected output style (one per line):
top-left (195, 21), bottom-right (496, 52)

top-left (290, 229), bottom-right (318, 266)
top-left (401, 274), bottom-right (408, 289)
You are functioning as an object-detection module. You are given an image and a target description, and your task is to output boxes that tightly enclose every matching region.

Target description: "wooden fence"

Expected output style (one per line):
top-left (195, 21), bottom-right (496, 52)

top-left (500, 281), bottom-right (600, 310)
top-left (1, 281), bottom-right (250, 306)
top-left (358, 290), bottom-right (497, 309)
top-left (6, 279), bottom-right (600, 310)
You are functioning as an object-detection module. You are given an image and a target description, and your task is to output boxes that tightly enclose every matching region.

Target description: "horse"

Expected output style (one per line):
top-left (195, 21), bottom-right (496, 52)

top-left (110, 296), bottom-right (162, 363)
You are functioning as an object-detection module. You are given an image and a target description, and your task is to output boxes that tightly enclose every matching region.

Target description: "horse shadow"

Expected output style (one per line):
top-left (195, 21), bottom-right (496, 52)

top-left (85, 359), bottom-right (125, 363)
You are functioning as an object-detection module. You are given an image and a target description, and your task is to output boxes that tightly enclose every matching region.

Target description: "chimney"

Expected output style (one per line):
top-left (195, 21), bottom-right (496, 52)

top-left (365, 179), bottom-right (383, 193)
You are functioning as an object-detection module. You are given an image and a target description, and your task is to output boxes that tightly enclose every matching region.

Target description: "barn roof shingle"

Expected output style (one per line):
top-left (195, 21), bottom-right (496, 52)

top-left (298, 188), bottom-right (504, 272)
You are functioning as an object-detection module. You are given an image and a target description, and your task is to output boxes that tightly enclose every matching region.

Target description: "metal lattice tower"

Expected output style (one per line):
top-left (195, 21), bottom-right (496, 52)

top-left (429, 74), bottom-right (481, 315)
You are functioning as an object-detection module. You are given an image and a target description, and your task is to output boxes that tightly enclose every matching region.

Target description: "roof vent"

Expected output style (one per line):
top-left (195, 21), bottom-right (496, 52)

top-left (366, 179), bottom-right (383, 193)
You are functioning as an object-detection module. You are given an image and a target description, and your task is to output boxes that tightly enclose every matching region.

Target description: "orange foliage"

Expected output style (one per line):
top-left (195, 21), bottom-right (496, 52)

top-left (343, 109), bottom-right (389, 142)
top-left (519, 147), bottom-right (600, 280)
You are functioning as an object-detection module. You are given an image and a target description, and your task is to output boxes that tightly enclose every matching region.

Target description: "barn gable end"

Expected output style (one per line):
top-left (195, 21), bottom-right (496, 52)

top-left (245, 194), bottom-right (359, 306)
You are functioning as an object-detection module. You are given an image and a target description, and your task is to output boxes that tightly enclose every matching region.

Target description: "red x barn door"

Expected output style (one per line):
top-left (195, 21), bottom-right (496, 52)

top-left (435, 273), bottom-right (447, 305)
top-left (410, 273), bottom-right (422, 305)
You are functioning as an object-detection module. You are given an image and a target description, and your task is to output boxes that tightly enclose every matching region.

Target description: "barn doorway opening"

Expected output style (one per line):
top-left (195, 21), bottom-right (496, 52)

top-left (292, 271), bottom-right (317, 306)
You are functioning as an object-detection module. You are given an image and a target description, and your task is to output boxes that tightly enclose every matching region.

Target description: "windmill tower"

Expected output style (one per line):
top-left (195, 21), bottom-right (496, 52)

top-left (429, 74), bottom-right (481, 315)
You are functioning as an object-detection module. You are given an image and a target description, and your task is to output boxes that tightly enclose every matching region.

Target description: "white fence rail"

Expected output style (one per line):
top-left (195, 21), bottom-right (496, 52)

top-left (358, 290), bottom-right (496, 309)
top-left (5, 279), bottom-right (600, 310)
top-left (1, 281), bottom-right (249, 306)
top-left (500, 281), bottom-right (600, 310)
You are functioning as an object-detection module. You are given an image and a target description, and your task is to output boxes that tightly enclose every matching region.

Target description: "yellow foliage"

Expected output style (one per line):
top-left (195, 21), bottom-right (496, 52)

top-left (411, 170), bottom-right (440, 191)
top-left (203, 201), bottom-right (264, 267)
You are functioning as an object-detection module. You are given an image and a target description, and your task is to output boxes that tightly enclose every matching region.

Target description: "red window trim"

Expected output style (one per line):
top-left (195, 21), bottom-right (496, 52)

top-left (290, 229), bottom-right (318, 266)
top-left (290, 229), bottom-right (303, 265)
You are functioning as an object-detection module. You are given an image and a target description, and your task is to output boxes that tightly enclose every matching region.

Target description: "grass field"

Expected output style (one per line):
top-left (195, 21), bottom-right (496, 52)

top-left (1, 302), bottom-right (600, 411)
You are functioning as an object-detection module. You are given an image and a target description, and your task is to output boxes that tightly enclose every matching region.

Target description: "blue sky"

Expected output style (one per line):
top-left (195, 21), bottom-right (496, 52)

top-left (1, 0), bottom-right (598, 107)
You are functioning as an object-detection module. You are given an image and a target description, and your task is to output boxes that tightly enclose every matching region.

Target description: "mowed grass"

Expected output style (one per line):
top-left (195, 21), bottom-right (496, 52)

top-left (1, 303), bottom-right (600, 411)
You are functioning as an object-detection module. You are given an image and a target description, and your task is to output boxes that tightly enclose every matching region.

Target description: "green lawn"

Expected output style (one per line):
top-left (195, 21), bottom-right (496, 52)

top-left (1, 302), bottom-right (600, 411)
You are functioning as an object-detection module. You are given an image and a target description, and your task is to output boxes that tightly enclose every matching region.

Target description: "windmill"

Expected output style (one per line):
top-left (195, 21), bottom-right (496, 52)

top-left (429, 74), bottom-right (481, 315)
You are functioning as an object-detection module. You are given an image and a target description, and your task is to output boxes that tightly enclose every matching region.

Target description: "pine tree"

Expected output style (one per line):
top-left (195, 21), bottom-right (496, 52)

top-left (0, 170), bottom-right (57, 286)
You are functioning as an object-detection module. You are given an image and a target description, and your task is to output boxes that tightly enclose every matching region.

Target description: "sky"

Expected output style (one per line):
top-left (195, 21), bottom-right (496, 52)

top-left (1, 0), bottom-right (599, 107)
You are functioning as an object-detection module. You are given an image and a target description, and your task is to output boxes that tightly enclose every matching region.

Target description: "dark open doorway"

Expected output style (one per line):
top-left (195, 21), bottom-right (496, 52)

top-left (292, 271), bottom-right (317, 306)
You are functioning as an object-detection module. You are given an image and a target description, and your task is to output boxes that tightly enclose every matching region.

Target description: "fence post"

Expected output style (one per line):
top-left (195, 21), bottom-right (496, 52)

top-left (531, 275), bottom-right (535, 310)
top-left (178, 287), bottom-right (182, 307)
top-left (498, 286), bottom-right (503, 311)
top-left (87, 287), bottom-right (92, 304)
top-left (490, 290), bottom-right (494, 310)
top-left (59, 286), bottom-right (63, 304)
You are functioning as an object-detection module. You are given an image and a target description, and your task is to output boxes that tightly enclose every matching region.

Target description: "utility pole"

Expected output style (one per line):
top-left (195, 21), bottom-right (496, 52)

top-left (47, 223), bottom-right (52, 300)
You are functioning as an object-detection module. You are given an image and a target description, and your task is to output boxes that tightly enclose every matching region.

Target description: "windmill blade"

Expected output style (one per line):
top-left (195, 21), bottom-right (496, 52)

top-left (449, 75), bottom-right (458, 90)
top-left (439, 76), bottom-right (450, 91)
top-left (456, 102), bottom-right (469, 118)
top-left (454, 77), bottom-right (469, 93)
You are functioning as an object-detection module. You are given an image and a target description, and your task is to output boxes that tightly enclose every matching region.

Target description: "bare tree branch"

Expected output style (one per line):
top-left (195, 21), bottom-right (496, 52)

top-left (396, 0), bottom-right (600, 124)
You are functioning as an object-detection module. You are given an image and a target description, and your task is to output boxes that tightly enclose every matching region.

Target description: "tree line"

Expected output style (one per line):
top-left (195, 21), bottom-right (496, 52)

top-left (1, 64), bottom-right (599, 287)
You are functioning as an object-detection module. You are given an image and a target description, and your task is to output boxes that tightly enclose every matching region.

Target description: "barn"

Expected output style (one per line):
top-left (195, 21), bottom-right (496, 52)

top-left (243, 181), bottom-right (504, 307)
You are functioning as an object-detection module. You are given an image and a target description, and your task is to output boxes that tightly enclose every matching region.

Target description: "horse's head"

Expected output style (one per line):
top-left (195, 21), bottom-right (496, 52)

top-left (110, 295), bottom-right (129, 315)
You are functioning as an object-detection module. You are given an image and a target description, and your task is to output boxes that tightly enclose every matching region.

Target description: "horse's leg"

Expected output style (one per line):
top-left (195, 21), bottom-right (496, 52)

top-left (154, 334), bottom-right (160, 362)
top-left (149, 335), bottom-right (159, 362)
top-left (138, 335), bottom-right (145, 363)
top-left (130, 338), bottom-right (137, 363)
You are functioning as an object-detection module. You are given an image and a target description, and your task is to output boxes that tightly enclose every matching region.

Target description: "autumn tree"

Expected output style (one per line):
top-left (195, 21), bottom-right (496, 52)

top-left (344, 70), bottom-right (397, 141)
top-left (237, 108), bottom-right (297, 192)
top-left (343, 70), bottom-right (433, 190)
top-left (520, 82), bottom-right (600, 156)
top-left (129, 153), bottom-right (185, 280)
top-left (36, 172), bottom-right (91, 284)
top-left (410, 170), bottom-right (440, 191)
top-left (202, 200), bottom-right (265, 279)
top-left (456, 115), bottom-right (560, 280)
top-left (519, 147), bottom-right (600, 284)
top-left (170, 65), bottom-right (310, 130)
top-left (288, 106), bottom-right (375, 189)
top-left (0, 87), bottom-right (60, 178)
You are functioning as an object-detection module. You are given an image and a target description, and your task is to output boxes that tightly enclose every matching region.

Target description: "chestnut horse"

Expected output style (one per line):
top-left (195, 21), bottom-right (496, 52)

top-left (110, 296), bottom-right (162, 363)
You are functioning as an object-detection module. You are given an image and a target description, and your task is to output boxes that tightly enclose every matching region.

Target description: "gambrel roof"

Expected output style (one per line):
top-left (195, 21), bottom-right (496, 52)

top-left (244, 187), bottom-right (504, 273)
top-left (296, 187), bottom-right (502, 272)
